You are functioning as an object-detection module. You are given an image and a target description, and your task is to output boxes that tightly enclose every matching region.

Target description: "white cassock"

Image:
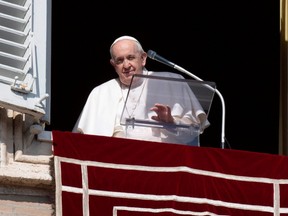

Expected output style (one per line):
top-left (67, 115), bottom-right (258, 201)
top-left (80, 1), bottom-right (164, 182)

top-left (73, 71), bottom-right (210, 146)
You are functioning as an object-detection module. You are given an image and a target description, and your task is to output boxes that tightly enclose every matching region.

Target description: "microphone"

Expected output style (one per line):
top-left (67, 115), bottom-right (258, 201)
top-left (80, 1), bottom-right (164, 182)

top-left (147, 50), bottom-right (176, 68)
top-left (147, 50), bottom-right (226, 149)
top-left (147, 50), bottom-right (203, 81)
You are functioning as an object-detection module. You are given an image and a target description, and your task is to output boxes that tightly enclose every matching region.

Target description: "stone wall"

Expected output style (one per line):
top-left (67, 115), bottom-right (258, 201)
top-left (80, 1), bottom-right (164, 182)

top-left (0, 107), bottom-right (54, 216)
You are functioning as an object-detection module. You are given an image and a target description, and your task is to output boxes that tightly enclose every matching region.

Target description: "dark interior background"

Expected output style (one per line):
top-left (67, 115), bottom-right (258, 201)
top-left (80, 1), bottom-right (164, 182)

top-left (48, 1), bottom-right (280, 154)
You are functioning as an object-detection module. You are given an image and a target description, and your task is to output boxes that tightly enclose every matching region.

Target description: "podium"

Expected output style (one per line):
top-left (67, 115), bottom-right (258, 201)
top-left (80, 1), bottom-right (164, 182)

top-left (120, 72), bottom-right (216, 146)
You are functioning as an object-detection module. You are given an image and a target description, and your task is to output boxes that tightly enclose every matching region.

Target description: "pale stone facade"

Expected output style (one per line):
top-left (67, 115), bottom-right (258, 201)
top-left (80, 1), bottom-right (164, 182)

top-left (0, 107), bottom-right (54, 216)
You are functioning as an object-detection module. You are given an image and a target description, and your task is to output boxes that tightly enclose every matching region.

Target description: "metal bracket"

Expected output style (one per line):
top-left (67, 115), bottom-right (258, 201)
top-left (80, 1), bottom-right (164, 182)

top-left (11, 73), bottom-right (35, 93)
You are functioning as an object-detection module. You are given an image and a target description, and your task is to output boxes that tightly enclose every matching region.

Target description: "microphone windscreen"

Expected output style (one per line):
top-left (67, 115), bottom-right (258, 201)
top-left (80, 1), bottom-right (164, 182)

top-left (147, 50), bottom-right (156, 59)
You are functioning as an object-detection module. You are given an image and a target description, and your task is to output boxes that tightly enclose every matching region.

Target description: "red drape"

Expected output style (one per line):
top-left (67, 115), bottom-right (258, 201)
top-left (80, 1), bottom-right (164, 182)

top-left (53, 130), bottom-right (288, 216)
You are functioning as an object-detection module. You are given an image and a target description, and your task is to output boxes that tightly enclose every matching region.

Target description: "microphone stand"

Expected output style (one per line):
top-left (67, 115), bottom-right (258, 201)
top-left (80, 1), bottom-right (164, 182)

top-left (173, 64), bottom-right (226, 149)
top-left (147, 50), bottom-right (226, 149)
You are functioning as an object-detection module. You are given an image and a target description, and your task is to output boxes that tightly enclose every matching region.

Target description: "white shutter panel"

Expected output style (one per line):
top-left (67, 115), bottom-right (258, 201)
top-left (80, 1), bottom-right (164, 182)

top-left (0, 0), bottom-right (51, 123)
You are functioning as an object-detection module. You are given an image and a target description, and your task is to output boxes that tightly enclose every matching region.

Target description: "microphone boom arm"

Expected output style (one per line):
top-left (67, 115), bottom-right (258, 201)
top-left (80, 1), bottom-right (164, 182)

top-left (174, 65), bottom-right (226, 149)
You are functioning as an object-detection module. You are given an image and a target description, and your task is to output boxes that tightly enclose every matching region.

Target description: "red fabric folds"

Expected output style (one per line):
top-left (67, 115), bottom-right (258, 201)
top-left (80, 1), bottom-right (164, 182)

top-left (53, 131), bottom-right (288, 216)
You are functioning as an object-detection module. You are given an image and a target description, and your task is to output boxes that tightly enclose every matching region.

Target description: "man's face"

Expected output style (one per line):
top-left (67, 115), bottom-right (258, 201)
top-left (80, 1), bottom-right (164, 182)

top-left (110, 40), bottom-right (147, 86)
